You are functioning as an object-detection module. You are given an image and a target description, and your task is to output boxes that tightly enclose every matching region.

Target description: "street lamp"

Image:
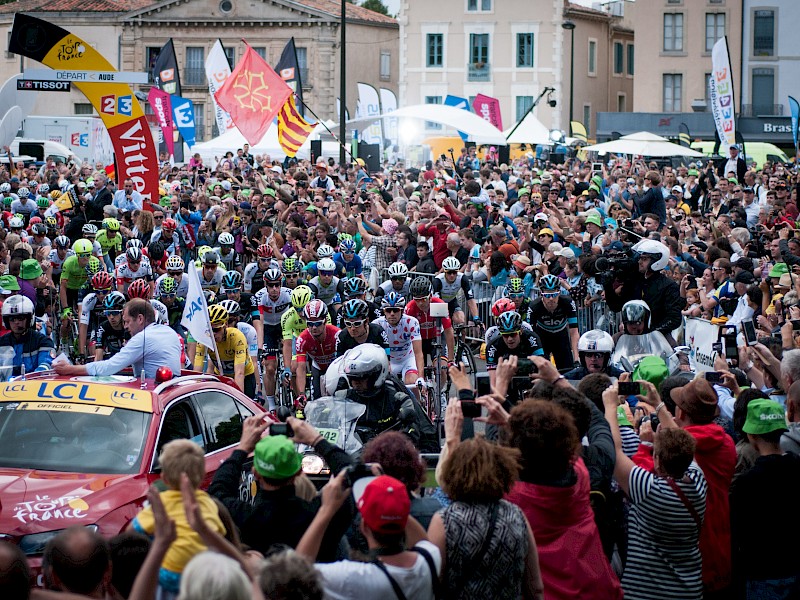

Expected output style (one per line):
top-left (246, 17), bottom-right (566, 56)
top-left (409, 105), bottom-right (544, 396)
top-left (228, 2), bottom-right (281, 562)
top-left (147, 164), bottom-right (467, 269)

top-left (561, 20), bottom-right (576, 130)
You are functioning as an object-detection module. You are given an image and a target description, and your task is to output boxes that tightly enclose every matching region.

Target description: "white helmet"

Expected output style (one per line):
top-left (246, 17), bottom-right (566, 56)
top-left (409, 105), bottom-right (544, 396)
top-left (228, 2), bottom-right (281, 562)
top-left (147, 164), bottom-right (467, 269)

top-left (0, 183), bottom-right (10, 193)
top-left (17, 187), bottom-right (29, 199)
top-left (9, 217), bottom-right (23, 229)
top-left (621, 300), bottom-right (652, 328)
top-left (442, 256), bottom-right (461, 271)
top-left (317, 257), bottom-right (336, 273)
top-left (218, 232), bottom-right (235, 246)
top-left (38, 184), bottom-right (49, 194)
top-left (632, 239), bottom-right (670, 272)
top-left (578, 329), bottom-right (614, 354)
top-left (2, 295), bottom-right (34, 328)
top-left (387, 262), bottom-right (408, 278)
top-left (343, 343), bottom-right (389, 397)
top-left (317, 244), bottom-right (334, 259)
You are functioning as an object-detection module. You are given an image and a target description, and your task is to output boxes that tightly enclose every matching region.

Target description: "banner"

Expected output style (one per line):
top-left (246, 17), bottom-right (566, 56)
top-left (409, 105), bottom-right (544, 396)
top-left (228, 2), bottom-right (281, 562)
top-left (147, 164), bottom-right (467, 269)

top-left (710, 36), bottom-right (736, 149)
top-left (152, 39), bottom-right (183, 162)
top-left (789, 96), bottom-right (799, 152)
top-left (171, 95), bottom-right (196, 149)
top-left (380, 88), bottom-right (398, 150)
top-left (205, 40), bottom-right (234, 135)
top-left (275, 37), bottom-right (304, 118)
top-left (356, 82), bottom-right (383, 146)
top-left (181, 263), bottom-right (219, 369)
top-left (278, 94), bottom-right (315, 158)
top-left (684, 317), bottom-right (720, 373)
top-left (8, 14), bottom-right (159, 206)
top-left (678, 122), bottom-right (691, 148)
top-left (472, 93), bottom-right (503, 130)
top-left (444, 94), bottom-right (470, 142)
top-left (336, 98), bottom-right (350, 122)
top-left (147, 87), bottom-right (174, 155)
top-left (214, 45), bottom-right (292, 146)
top-left (570, 121), bottom-right (588, 144)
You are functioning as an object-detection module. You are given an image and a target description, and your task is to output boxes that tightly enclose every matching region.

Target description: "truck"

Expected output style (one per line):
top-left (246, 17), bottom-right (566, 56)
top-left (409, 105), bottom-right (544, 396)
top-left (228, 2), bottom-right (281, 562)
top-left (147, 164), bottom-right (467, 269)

top-left (17, 115), bottom-right (114, 165)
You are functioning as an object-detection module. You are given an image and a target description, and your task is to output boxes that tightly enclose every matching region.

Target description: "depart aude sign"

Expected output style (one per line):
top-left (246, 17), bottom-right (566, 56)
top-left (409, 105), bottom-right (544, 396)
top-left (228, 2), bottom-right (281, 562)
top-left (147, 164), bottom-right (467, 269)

top-left (22, 68), bottom-right (148, 84)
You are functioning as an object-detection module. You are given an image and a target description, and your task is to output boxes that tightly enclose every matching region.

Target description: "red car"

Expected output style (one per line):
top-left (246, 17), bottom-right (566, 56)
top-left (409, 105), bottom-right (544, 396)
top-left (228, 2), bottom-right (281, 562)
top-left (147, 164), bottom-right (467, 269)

top-left (0, 369), bottom-right (267, 585)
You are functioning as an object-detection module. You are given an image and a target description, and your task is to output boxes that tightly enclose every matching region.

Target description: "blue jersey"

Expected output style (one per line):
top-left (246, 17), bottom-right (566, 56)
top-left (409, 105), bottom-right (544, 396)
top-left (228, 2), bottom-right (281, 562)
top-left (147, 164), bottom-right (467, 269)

top-left (334, 252), bottom-right (362, 278)
top-left (0, 330), bottom-right (55, 376)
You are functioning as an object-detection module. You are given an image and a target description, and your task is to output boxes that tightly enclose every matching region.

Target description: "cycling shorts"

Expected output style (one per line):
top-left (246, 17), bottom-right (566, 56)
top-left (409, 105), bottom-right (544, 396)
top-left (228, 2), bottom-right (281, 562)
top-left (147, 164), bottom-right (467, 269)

top-left (262, 323), bottom-right (282, 359)
top-left (389, 352), bottom-right (419, 380)
top-left (447, 298), bottom-right (463, 316)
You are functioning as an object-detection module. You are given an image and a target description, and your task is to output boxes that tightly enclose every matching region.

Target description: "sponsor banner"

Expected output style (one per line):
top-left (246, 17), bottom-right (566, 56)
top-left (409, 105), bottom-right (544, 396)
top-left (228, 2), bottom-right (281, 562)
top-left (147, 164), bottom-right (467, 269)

top-left (17, 79), bottom-right (70, 92)
top-left (205, 40), bottom-right (234, 134)
top-left (8, 13), bottom-right (159, 205)
top-left (380, 88), bottom-right (398, 149)
top-left (23, 69), bottom-right (147, 83)
top-left (171, 95), bottom-right (196, 148)
top-left (147, 87), bottom-right (174, 155)
top-left (445, 94), bottom-right (471, 142)
top-left (684, 317), bottom-right (720, 373)
top-left (0, 380), bottom-right (152, 412)
top-left (356, 82), bottom-right (382, 146)
top-left (789, 95), bottom-right (799, 152)
top-left (472, 93), bottom-right (503, 130)
top-left (710, 37), bottom-right (736, 149)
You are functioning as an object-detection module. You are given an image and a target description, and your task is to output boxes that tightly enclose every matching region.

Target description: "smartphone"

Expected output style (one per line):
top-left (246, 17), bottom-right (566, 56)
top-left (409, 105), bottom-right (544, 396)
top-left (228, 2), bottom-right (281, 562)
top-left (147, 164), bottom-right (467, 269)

top-left (269, 423), bottom-right (294, 437)
top-left (461, 400), bottom-right (481, 418)
top-left (704, 371), bottom-right (723, 384)
top-left (742, 319), bottom-right (758, 346)
top-left (592, 162), bottom-right (603, 173)
top-left (618, 381), bottom-right (641, 396)
top-left (792, 320), bottom-right (800, 331)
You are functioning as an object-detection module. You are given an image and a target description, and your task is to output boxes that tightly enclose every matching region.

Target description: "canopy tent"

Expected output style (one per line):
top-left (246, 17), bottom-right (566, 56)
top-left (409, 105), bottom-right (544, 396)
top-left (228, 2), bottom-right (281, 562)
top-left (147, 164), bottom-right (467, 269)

top-left (504, 112), bottom-right (551, 145)
top-left (340, 104), bottom-right (507, 145)
top-left (582, 131), bottom-right (704, 157)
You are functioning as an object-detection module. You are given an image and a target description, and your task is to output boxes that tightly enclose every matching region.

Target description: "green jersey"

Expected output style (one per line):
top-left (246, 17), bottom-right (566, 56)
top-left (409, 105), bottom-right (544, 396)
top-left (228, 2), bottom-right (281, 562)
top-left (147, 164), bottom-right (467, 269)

top-left (60, 255), bottom-right (89, 290)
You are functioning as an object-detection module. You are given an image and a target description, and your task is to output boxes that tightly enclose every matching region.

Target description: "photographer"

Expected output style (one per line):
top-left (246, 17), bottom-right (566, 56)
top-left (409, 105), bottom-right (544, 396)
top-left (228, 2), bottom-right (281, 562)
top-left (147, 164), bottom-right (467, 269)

top-left (602, 239), bottom-right (683, 341)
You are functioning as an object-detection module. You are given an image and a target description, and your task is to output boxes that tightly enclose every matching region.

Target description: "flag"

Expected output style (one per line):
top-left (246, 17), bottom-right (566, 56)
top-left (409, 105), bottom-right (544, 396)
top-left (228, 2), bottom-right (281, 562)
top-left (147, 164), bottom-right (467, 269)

top-left (205, 40), bottom-right (235, 135)
top-left (181, 263), bottom-right (219, 366)
top-left (678, 122), bottom-right (691, 148)
top-left (380, 88), bottom-right (399, 149)
top-left (472, 94), bottom-right (503, 130)
top-left (356, 83), bottom-right (383, 146)
top-left (214, 45), bottom-right (292, 146)
top-left (444, 95), bottom-right (471, 142)
top-left (570, 121), bottom-right (588, 143)
top-left (147, 88), bottom-right (174, 155)
top-left (171, 95), bottom-right (196, 148)
top-left (104, 163), bottom-right (115, 180)
top-left (274, 38), bottom-right (304, 118)
top-left (278, 95), bottom-right (315, 158)
top-left (152, 39), bottom-right (184, 161)
top-left (789, 96), bottom-right (800, 152)
top-left (710, 36), bottom-right (736, 149)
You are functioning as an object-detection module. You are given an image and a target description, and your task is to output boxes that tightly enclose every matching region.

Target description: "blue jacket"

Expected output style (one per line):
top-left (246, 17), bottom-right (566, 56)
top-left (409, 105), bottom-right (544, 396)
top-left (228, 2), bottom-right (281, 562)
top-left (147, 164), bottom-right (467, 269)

top-left (0, 330), bottom-right (54, 377)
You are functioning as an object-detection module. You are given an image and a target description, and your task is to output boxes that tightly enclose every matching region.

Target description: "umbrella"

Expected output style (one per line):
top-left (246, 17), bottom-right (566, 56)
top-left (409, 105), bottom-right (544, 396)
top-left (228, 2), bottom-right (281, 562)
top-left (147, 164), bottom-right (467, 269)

top-left (583, 131), bottom-right (704, 157)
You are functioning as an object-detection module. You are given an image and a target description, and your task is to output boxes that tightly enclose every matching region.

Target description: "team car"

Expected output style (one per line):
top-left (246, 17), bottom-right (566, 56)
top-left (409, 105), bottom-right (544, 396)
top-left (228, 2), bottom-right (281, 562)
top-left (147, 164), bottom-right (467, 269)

top-left (0, 369), bottom-right (269, 584)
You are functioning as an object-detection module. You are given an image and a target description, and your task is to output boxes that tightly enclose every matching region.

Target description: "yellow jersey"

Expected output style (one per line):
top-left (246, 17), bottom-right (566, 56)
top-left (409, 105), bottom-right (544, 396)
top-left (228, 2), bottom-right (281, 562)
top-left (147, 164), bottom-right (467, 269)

top-left (194, 327), bottom-right (254, 377)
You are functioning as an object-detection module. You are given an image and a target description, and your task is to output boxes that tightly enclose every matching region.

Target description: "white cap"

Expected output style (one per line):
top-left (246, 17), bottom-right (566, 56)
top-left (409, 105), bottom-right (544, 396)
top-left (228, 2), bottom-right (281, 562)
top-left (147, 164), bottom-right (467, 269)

top-left (557, 247), bottom-right (576, 259)
top-left (533, 213), bottom-right (549, 223)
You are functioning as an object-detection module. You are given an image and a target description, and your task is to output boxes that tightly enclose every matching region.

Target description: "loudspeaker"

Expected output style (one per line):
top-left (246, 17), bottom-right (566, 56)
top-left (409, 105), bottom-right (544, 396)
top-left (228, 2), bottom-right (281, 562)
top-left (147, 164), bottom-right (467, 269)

top-left (357, 142), bottom-right (381, 172)
top-left (310, 140), bottom-right (322, 163)
top-left (497, 145), bottom-right (510, 165)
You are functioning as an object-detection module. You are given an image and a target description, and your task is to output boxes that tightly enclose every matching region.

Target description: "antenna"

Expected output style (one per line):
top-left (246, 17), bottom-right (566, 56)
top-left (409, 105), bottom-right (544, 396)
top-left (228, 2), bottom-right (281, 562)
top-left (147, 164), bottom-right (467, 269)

top-left (140, 315), bottom-right (147, 389)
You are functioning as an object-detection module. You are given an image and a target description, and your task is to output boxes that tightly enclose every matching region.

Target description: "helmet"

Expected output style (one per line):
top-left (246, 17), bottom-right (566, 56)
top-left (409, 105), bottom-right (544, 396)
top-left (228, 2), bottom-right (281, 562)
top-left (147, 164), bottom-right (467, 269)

top-left (621, 300), bottom-right (651, 328)
top-left (632, 239), bottom-right (670, 272)
top-left (2, 295), bottom-right (34, 328)
top-left (497, 311), bottom-right (522, 334)
top-left (45, 216), bottom-right (58, 229)
top-left (218, 232), bottom-right (235, 246)
top-left (317, 257), bottom-right (336, 273)
top-left (103, 218), bottom-right (120, 231)
top-left (409, 276), bottom-right (432, 298)
top-left (539, 274), bottom-right (560, 292)
top-left (28, 216), bottom-right (41, 226)
top-left (578, 330), bottom-right (614, 354)
top-left (263, 268), bottom-right (282, 284)
top-left (203, 251), bottom-right (220, 266)
top-left (217, 299), bottom-right (240, 317)
top-left (127, 278), bottom-right (150, 300)
top-left (54, 235), bottom-right (70, 249)
top-left (387, 263), bottom-right (408, 278)
top-left (49, 190), bottom-right (61, 200)
top-left (72, 239), bottom-right (93, 255)
top-left (30, 223), bottom-right (46, 236)
top-left (103, 291), bottom-right (126, 311)
top-left (303, 299), bottom-right (328, 321)
top-left (203, 289), bottom-right (217, 305)
top-left (0, 183), bottom-right (10, 193)
top-left (208, 304), bottom-right (229, 328)
top-left (166, 255), bottom-right (184, 272)
top-left (282, 257), bottom-right (299, 274)
top-left (162, 218), bottom-right (177, 231)
top-left (127, 238), bottom-right (143, 251)
top-left (2, 197), bottom-right (11, 207)
top-left (441, 256), bottom-right (461, 272)
top-left (291, 285), bottom-right (313, 309)
top-left (221, 271), bottom-right (242, 291)
top-left (343, 344), bottom-right (390, 396)
top-left (158, 276), bottom-right (178, 296)
top-left (126, 247), bottom-right (143, 263)
top-left (343, 277), bottom-right (368, 299)
top-left (9, 217), bottom-right (23, 229)
top-left (82, 224), bottom-right (98, 236)
top-left (337, 233), bottom-right (354, 243)
top-left (342, 298), bottom-right (368, 321)
top-left (317, 244), bottom-right (334, 259)
top-left (339, 238), bottom-right (357, 253)
top-left (38, 184), bottom-right (49, 194)
top-left (256, 244), bottom-right (273, 258)
top-left (17, 187), bottom-right (29, 199)
top-left (491, 298), bottom-right (516, 318)
top-left (506, 278), bottom-right (525, 296)
top-left (197, 245), bottom-right (212, 258)
top-left (91, 271), bottom-right (113, 291)
top-left (85, 257), bottom-right (102, 276)
top-left (37, 197), bottom-right (49, 209)
top-left (381, 291), bottom-right (406, 309)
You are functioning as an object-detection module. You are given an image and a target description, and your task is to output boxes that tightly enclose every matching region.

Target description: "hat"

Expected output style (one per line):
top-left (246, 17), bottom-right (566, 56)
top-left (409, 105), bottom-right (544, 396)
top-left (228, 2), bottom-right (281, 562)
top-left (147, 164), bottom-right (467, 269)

top-left (769, 263), bottom-right (789, 278)
top-left (270, 165), bottom-right (283, 174)
top-left (518, 187), bottom-right (531, 197)
top-left (541, 172), bottom-right (553, 182)
top-left (0, 274), bottom-right (19, 293)
top-left (556, 247), bottom-right (576, 259)
top-left (777, 273), bottom-right (794, 289)
top-left (221, 181), bottom-right (231, 191)
top-left (735, 270), bottom-right (755, 285)
top-left (305, 205), bottom-right (319, 213)
top-left (355, 475), bottom-right (410, 534)
top-left (632, 356), bottom-right (669, 391)
top-left (253, 435), bottom-right (302, 479)
top-left (734, 257), bottom-right (754, 271)
top-left (728, 177), bottom-right (739, 184)
top-left (743, 187), bottom-right (754, 194)
top-left (20, 259), bottom-right (43, 281)
top-left (742, 399), bottom-right (787, 435)
top-left (547, 242), bottom-right (563, 254)
top-left (670, 378), bottom-right (718, 424)
top-left (585, 213), bottom-right (602, 227)
top-left (533, 213), bottom-right (549, 223)
top-left (382, 218), bottom-right (399, 234)
top-left (316, 162), bottom-right (328, 171)
top-left (604, 217), bottom-right (618, 229)
top-left (512, 255), bottom-right (532, 270)
top-left (687, 169), bottom-right (699, 176)
top-left (263, 187), bottom-right (277, 198)
top-left (239, 201), bottom-right (252, 210)
top-left (671, 185), bottom-right (683, 193)
top-left (538, 227), bottom-right (554, 238)
top-left (626, 177), bottom-right (636, 185)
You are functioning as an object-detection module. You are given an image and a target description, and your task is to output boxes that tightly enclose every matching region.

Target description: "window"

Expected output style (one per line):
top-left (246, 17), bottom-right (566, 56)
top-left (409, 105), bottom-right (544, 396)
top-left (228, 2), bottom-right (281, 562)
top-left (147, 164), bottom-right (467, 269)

top-left (588, 40), bottom-right (597, 76)
top-left (74, 103), bottom-right (94, 115)
top-left (425, 95), bottom-right (442, 130)
top-left (5, 32), bottom-right (13, 59)
top-left (627, 44), bottom-right (634, 76)
top-left (752, 68), bottom-right (775, 115)
top-left (380, 50), bottom-right (391, 80)
top-left (470, 33), bottom-right (489, 65)
top-left (426, 34), bottom-right (443, 67)
top-left (517, 33), bottom-right (534, 68)
top-left (296, 47), bottom-right (309, 87)
top-left (184, 46), bottom-right (205, 85)
top-left (194, 104), bottom-right (205, 142)
top-left (704, 72), bottom-right (712, 111)
top-left (253, 47), bottom-right (266, 60)
top-left (705, 13), bottom-right (725, 52)
top-left (613, 42), bottom-right (623, 74)
top-left (664, 14), bottom-right (684, 52)
top-left (195, 392), bottom-right (246, 453)
top-left (663, 73), bottom-right (682, 112)
top-left (617, 94), bottom-right (626, 112)
top-left (156, 402), bottom-right (202, 456)
top-left (145, 47), bottom-right (161, 83)
top-left (467, 0), bottom-right (491, 11)
top-left (516, 96), bottom-right (533, 121)
top-left (753, 10), bottom-right (774, 56)
top-left (583, 104), bottom-right (591, 135)
top-left (224, 46), bottom-right (235, 69)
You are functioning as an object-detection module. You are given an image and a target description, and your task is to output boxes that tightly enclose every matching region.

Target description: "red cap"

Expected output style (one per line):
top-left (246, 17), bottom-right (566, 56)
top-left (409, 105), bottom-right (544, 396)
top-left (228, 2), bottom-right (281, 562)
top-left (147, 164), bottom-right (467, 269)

top-left (356, 475), bottom-right (410, 534)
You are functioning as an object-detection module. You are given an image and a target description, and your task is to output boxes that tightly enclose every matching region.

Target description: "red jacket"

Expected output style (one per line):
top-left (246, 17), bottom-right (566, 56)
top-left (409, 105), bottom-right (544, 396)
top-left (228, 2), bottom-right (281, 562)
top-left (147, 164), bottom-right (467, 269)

top-left (418, 205), bottom-right (459, 269)
top-left (506, 458), bottom-right (623, 600)
top-left (632, 423), bottom-right (735, 591)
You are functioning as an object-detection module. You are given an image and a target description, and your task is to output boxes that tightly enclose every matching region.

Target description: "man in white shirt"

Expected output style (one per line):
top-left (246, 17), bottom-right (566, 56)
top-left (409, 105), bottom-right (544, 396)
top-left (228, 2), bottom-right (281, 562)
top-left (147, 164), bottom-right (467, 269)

top-left (112, 179), bottom-right (143, 212)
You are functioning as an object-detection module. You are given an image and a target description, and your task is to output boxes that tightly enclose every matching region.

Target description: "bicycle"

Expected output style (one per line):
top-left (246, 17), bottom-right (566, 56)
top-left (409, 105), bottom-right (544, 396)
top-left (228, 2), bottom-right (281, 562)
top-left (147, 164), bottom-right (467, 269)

top-left (417, 322), bottom-right (449, 446)
top-left (445, 324), bottom-right (481, 398)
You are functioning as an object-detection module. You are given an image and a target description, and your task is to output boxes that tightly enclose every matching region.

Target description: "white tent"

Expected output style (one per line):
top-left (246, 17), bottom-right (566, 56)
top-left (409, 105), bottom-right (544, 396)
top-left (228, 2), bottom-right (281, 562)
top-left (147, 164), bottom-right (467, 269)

top-left (504, 112), bottom-right (551, 145)
top-left (582, 131), bottom-right (704, 157)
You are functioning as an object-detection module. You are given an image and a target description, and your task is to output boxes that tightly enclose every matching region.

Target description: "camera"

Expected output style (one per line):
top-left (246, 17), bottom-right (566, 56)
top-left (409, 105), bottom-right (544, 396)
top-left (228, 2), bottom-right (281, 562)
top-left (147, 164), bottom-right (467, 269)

top-left (595, 248), bottom-right (638, 286)
top-left (515, 358), bottom-right (538, 377)
top-left (342, 463), bottom-right (374, 489)
top-left (270, 423), bottom-right (294, 437)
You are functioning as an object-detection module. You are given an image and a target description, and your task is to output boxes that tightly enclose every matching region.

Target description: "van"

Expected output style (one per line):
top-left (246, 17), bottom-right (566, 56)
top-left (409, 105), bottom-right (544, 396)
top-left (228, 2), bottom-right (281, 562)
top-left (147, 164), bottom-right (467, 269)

top-left (8, 139), bottom-right (77, 165)
top-left (691, 141), bottom-right (790, 170)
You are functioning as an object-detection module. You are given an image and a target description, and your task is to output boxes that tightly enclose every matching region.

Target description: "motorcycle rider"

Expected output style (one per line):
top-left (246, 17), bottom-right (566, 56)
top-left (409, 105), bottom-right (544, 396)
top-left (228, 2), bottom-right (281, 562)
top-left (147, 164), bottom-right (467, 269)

top-left (611, 300), bottom-right (675, 371)
top-left (562, 330), bottom-right (623, 380)
top-left (0, 295), bottom-right (54, 376)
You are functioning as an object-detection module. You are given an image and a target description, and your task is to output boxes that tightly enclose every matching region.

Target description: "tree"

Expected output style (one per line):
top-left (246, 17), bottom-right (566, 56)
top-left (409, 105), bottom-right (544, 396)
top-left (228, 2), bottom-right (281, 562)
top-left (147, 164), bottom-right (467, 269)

top-left (361, 0), bottom-right (389, 15)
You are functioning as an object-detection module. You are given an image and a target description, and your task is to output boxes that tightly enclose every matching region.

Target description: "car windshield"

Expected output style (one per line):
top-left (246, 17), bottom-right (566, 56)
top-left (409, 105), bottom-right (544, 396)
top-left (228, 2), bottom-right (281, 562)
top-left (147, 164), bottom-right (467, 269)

top-left (0, 402), bottom-right (150, 474)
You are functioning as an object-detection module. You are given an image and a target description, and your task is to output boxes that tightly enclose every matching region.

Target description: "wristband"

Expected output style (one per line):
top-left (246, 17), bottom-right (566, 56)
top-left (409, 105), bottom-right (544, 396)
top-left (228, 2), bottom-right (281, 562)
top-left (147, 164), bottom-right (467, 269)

top-left (655, 402), bottom-right (665, 414)
top-left (458, 389), bottom-right (476, 401)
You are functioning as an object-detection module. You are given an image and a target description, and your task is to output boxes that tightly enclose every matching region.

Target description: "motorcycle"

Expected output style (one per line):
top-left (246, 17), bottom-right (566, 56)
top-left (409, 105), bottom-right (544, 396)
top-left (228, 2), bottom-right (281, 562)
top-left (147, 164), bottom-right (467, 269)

top-left (611, 331), bottom-right (692, 378)
top-left (298, 396), bottom-right (366, 480)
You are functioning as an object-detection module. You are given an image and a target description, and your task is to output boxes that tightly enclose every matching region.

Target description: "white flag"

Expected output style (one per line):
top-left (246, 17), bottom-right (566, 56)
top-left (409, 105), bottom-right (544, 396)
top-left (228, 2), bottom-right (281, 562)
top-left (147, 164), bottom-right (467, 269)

top-left (710, 37), bottom-right (736, 150)
top-left (181, 263), bottom-right (217, 355)
top-left (205, 40), bottom-right (235, 135)
top-left (356, 82), bottom-right (383, 146)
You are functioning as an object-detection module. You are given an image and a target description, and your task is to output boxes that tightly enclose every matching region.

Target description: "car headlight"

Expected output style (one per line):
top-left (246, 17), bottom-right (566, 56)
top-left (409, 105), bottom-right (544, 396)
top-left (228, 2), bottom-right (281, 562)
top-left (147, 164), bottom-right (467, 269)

top-left (19, 525), bottom-right (98, 556)
top-left (301, 453), bottom-right (326, 475)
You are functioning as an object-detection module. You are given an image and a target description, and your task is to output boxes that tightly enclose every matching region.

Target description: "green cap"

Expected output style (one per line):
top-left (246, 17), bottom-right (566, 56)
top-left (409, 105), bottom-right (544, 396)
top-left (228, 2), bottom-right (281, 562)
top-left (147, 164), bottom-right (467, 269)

top-left (240, 188), bottom-right (252, 197)
top-left (589, 184), bottom-right (601, 194)
top-left (617, 405), bottom-right (632, 427)
top-left (368, 187), bottom-right (381, 194)
top-left (0, 274), bottom-right (20, 292)
top-left (728, 177), bottom-right (739, 184)
top-left (253, 435), bottom-right (302, 479)
top-left (264, 187), bottom-right (277, 198)
top-left (742, 399), bottom-right (787, 435)
top-left (591, 175), bottom-right (604, 188)
top-left (688, 169), bottom-right (699, 176)
top-left (585, 213), bottom-right (602, 227)
top-left (20, 259), bottom-right (42, 280)
top-left (769, 262), bottom-right (789, 278)
top-left (632, 356), bottom-right (669, 391)
top-left (531, 179), bottom-right (541, 185)
top-left (518, 187), bottom-right (531, 197)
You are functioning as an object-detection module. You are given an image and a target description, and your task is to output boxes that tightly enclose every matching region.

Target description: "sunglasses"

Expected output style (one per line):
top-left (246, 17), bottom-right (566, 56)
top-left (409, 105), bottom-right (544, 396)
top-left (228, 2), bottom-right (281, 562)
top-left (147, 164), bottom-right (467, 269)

top-left (306, 320), bottom-right (325, 327)
top-left (500, 330), bottom-right (520, 337)
top-left (76, 252), bottom-right (91, 258)
top-left (711, 267), bottom-right (723, 271)
top-left (541, 292), bottom-right (559, 298)
top-left (258, 257), bottom-right (271, 262)
top-left (212, 326), bottom-right (225, 333)
top-left (96, 288), bottom-right (110, 295)
top-left (445, 270), bottom-right (458, 275)
top-left (266, 283), bottom-right (281, 288)
top-left (168, 271), bottom-right (183, 276)
top-left (412, 295), bottom-right (430, 301)
top-left (319, 270), bottom-right (334, 276)
top-left (285, 273), bottom-right (299, 277)
top-left (509, 292), bottom-right (524, 298)
top-left (384, 307), bottom-right (401, 313)
top-left (104, 310), bottom-right (122, 316)
top-left (154, 216), bottom-right (164, 220)
top-left (344, 319), bottom-right (366, 328)
top-left (161, 293), bottom-right (176, 299)
top-left (390, 276), bottom-right (406, 281)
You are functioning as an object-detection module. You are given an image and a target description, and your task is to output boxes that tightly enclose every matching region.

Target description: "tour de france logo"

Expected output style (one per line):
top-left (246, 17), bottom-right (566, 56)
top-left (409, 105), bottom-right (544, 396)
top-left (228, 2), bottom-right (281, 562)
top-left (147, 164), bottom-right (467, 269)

top-left (58, 38), bottom-right (85, 63)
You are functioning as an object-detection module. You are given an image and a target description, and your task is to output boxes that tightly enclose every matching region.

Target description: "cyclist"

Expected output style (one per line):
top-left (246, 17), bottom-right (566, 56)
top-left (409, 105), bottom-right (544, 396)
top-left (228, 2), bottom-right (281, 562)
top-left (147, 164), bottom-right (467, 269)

top-left (81, 224), bottom-right (103, 259)
top-left (294, 299), bottom-right (340, 402)
top-left (78, 256), bottom-right (104, 305)
top-left (254, 268), bottom-right (292, 409)
top-left (115, 239), bottom-right (147, 270)
top-left (307, 257), bottom-right (344, 318)
top-left (562, 330), bottom-right (623, 380)
top-left (48, 235), bottom-right (74, 286)
top-left (59, 239), bottom-right (93, 310)
top-left (220, 271), bottom-right (258, 325)
top-left (0, 295), bottom-right (54, 376)
top-left (218, 299), bottom-right (261, 402)
top-left (336, 277), bottom-right (381, 327)
top-left (96, 218), bottom-right (122, 271)
top-left (282, 257), bottom-right (304, 290)
top-left (94, 291), bottom-right (130, 361)
top-left (9, 217), bottom-right (28, 242)
top-left (116, 247), bottom-right (154, 296)
top-left (528, 274), bottom-right (580, 371)
top-left (214, 232), bottom-right (242, 273)
top-left (243, 244), bottom-right (280, 294)
top-left (309, 244), bottom-right (345, 279)
top-left (157, 276), bottom-right (186, 332)
top-left (195, 305), bottom-right (256, 397)
top-left (485, 310), bottom-right (544, 391)
top-left (199, 251), bottom-right (226, 293)
top-left (506, 277), bottom-right (534, 324)
top-left (127, 278), bottom-right (169, 326)
top-left (373, 291), bottom-right (425, 393)
top-left (404, 276), bottom-right (455, 368)
top-left (433, 256), bottom-right (481, 328)
top-left (334, 238), bottom-right (363, 278)
top-left (484, 297), bottom-right (533, 346)
top-left (11, 187), bottom-right (35, 223)
top-left (156, 255), bottom-right (189, 298)
top-left (151, 217), bottom-right (181, 254)
top-left (279, 285), bottom-right (321, 404)
top-left (335, 298), bottom-right (389, 356)
top-left (28, 223), bottom-right (51, 255)
top-left (77, 271), bottom-right (114, 362)
top-left (376, 262), bottom-right (411, 300)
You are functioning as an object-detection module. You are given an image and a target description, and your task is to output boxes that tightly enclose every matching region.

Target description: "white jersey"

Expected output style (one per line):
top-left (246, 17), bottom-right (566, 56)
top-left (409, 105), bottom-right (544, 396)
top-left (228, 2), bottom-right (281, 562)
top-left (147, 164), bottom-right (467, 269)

top-left (255, 286), bottom-right (292, 326)
top-left (379, 278), bottom-right (411, 300)
top-left (79, 292), bottom-right (104, 326)
top-left (49, 248), bottom-right (75, 275)
top-left (156, 272), bottom-right (189, 297)
top-left (308, 275), bottom-right (341, 306)
top-left (237, 322), bottom-right (259, 355)
top-left (485, 321), bottom-right (533, 346)
top-left (115, 260), bottom-right (154, 291)
top-left (115, 254), bottom-right (152, 270)
top-left (373, 314), bottom-right (421, 361)
top-left (213, 246), bottom-right (241, 270)
top-left (242, 260), bottom-right (280, 293)
top-left (151, 299), bottom-right (169, 325)
top-left (199, 266), bottom-right (226, 293)
top-left (434, 272), bottom-right (473, 303)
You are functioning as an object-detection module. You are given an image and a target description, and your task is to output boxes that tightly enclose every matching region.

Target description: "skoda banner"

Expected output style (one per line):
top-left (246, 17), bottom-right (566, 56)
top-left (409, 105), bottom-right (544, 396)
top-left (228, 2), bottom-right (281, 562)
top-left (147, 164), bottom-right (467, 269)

top-left (684, 317), bottom-right (720, 373)
top-left (8, 13), bottom-right (159, 206)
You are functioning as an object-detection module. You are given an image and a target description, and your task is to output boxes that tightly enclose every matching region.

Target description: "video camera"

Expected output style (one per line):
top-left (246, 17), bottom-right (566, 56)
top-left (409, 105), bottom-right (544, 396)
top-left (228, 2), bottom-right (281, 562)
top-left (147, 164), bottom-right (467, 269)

top-left (594, 247), bottom-right (639, 286)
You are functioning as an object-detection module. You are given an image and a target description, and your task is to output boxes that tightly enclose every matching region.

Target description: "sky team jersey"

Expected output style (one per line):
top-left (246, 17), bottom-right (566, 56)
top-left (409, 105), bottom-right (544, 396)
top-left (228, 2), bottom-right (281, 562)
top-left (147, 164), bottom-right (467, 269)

top-left (115, 260), bottom-right (153, 291)
top-left (485, 329), bottom-right (544, 370)
top-left (529, 297), bottom-right (579, 335)
top-left (255, 286), bottom-right (292, 326)
top-left (405, 298), bottom-right (452, 340)
top-left (237, 322), bottom-right (259, 356)
top-left (48, 248), bottom-right (74, 275)
top-left (156, 272), bottom-right (189, 298)
top-left (199, 266), bottom-right (226, 293)
top-left (295, 324), bottom-right (340, 371)
top-left (373, 314), bottom-right (421, 360)
top-left (434, 272), bottom-right (473, 303)
top-left (194, 327), bottom-right (255, 377)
